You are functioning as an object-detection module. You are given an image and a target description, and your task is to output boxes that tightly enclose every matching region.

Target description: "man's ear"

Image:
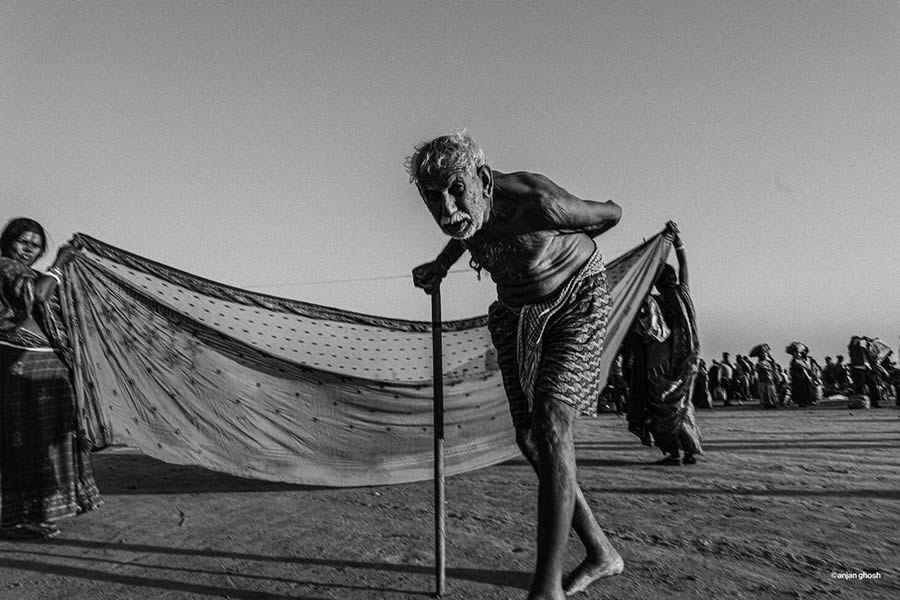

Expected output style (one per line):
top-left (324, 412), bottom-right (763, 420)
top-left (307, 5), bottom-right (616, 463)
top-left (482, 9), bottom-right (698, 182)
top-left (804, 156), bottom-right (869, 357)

top-left (478, 165), bottom-right (493, 198)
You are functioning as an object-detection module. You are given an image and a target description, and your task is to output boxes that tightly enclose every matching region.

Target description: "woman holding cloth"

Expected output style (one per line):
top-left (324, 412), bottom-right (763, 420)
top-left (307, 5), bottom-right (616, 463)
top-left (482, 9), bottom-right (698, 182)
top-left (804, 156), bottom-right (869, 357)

top-left (625, 222), bottom-right (703, 465)
top-left (0, 217), bottom-right (101, 538)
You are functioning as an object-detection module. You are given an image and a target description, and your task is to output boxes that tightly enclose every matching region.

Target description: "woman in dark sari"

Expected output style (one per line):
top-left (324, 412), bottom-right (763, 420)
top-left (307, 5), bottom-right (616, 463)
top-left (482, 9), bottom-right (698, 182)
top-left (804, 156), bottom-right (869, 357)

top-left (786, 342), bottom-right (819, 407)
top-left (692, 358), bottom-right (712, 409)
top-left (1, 218), bottom-right (101, 538)
top-left (625, 222), bottom-right (703, 465)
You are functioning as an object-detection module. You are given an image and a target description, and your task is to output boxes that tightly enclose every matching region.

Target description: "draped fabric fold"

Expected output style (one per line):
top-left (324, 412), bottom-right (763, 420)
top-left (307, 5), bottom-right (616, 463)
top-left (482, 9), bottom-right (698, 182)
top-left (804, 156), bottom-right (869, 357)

top-left (60, 230), bottom-right (671, 486)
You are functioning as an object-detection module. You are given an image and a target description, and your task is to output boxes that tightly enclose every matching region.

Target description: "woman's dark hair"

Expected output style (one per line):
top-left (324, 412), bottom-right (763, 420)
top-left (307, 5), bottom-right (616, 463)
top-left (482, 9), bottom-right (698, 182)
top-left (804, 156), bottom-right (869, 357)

top-left (0, 218), bottom-right (47, 259)
top-left (655, 263), bottom-right (677, 288)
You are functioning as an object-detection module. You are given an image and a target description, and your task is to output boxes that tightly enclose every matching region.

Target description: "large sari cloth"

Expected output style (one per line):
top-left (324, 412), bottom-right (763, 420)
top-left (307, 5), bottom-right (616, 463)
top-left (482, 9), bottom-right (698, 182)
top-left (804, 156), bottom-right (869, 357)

top-left (59, 231), bottom-right (672, 486)
top-left (626, 281), bottom-right (703, 455)
top-left (0, 258), bottom-right (101, 527)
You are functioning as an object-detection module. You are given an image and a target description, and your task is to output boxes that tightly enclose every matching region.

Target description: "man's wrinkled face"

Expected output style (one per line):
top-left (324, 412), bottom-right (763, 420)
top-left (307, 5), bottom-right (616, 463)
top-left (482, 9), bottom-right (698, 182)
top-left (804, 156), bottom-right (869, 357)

top-left (417, 168), bottom-right (490, 240)
top-left (8, 231), bottom-right (44, 266)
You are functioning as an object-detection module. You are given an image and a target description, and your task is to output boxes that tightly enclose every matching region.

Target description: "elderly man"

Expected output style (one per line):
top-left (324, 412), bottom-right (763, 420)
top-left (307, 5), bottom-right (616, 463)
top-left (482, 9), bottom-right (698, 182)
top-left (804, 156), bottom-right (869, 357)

top-left (407, 131), bottom-right (623, 600)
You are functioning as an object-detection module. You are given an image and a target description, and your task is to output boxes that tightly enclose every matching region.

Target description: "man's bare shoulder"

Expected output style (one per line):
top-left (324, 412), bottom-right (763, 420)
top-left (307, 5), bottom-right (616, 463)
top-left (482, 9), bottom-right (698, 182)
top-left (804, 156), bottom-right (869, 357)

top-left (493, 171), bottom-right (564, 212)
top-left (489, 171), bottom-right (546, 224)
top-left (493, 170), bottom-right (557, 194)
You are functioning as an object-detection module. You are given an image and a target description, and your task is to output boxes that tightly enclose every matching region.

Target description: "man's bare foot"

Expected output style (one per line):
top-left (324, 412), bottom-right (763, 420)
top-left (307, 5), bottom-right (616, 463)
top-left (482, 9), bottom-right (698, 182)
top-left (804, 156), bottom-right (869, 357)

top-left (526, 590), bottom-right (566, 600)
top-left (562, 552), bottom-right (624, 596)
top-left (526, 580), bottom-right (567, 600)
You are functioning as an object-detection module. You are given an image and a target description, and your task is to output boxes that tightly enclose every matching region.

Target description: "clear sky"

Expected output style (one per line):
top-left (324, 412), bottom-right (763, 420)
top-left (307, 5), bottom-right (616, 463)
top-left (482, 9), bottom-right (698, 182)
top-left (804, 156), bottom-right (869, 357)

top-left (3, 1), bottom-right (898, 363)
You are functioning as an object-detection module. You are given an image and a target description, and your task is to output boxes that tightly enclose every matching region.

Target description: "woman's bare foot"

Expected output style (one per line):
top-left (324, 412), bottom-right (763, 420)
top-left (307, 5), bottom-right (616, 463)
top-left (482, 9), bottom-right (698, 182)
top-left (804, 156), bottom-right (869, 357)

top-left (562, 551), bottom-right (624, 596)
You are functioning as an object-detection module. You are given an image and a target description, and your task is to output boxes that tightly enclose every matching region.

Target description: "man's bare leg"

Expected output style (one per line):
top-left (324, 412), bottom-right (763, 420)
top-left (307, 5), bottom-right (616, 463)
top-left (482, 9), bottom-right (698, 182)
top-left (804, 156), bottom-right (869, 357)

top-left (516, 425), bottom-right (623, 597)
top-left (527, 398), bottom-right (578, 600)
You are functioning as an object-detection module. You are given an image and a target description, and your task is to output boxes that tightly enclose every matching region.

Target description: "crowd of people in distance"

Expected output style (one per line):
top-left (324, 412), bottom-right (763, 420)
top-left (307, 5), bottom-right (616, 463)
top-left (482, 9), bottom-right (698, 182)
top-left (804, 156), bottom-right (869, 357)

top-left (602, 336), bottom-right (900, 414)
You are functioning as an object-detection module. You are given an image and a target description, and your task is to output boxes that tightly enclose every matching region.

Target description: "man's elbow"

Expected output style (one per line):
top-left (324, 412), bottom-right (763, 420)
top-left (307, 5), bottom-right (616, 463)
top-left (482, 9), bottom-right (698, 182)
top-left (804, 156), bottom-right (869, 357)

top-left (606, 200), bottom-right (622, 226)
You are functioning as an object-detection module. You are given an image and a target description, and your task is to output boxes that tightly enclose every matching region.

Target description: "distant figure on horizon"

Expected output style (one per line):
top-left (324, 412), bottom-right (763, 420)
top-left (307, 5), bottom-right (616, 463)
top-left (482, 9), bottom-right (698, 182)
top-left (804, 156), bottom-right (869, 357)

top-left (693, 358), bottom-right (712, 409)
top-left (848, 336), bottom-right (882, 407)
top-left (741, 354), bottom-right (758, 399)
top-left (886, 355), bottom-right (900, 406)
top-left (407, 131), bottom-right (624, 599)
top-left (822, 356), bottom-right (837, 394)
top-left (750, 344), bottom-right (779, 409)
top-left (875, 350), bottom-right (896, 406)
top-left (732, 354), bottom-right (750, 402)
top-left (719, 352), bottom-right (735, 405)
top-left (775, 361), bottom-right (791, 405)
top-left (708, 359), bottom-right (725, 405)
top-left (786, 342), bottom-right (819, 407)
top-left (834, 354), bottom-right (853, 394)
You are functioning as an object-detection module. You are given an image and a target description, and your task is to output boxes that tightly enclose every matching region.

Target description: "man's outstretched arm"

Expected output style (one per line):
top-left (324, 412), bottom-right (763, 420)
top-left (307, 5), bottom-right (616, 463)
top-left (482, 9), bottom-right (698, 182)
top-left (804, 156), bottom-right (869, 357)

top-left (494, 171), bottom-right (621, 236)
top-left (666, 221), bottom-right (688, 288)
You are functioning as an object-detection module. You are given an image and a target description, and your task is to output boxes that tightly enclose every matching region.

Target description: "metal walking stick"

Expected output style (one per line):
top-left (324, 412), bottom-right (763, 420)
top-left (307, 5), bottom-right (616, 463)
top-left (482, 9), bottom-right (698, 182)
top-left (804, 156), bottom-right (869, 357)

top-left (431, 283), bottom-right (446, 598)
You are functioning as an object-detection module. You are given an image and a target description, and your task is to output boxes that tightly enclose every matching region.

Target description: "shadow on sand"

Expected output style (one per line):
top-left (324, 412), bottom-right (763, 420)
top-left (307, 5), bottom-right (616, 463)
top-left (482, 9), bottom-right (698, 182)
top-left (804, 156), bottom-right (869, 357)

top-left (574, 437), bottom-right (900, 453)
top-left (91, 451), bottom-right (329, 495)
top-left (577, 485), bottom-right (900, 500)
top-left (0, 538), bottom-right (530, 598)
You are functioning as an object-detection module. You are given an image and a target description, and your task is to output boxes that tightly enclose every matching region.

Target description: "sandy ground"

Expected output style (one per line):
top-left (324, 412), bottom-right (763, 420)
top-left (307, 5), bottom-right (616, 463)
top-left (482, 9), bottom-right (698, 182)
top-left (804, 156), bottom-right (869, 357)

top-left (1, 399), bottom-right (898, 600)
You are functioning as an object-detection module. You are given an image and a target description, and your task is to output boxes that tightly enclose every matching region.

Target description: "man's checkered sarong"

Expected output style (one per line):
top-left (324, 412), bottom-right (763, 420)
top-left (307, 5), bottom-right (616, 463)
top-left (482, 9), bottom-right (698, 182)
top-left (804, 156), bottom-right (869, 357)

top-left (487, 247), bottom-right (611, 430)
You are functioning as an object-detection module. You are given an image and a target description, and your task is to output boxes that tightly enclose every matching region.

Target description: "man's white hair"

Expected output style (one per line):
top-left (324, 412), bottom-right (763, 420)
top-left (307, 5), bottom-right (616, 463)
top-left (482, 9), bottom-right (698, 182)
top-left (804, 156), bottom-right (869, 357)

top-left (405, 130), bottom-right (486, 185)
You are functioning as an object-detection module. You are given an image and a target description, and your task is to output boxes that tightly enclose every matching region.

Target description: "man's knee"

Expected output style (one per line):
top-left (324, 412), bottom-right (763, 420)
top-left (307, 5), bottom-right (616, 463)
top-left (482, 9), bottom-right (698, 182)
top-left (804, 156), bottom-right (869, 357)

top-left (515, 426), bottom-right (534, 451)
top-left (531, 398), bottom-right (576, 451)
